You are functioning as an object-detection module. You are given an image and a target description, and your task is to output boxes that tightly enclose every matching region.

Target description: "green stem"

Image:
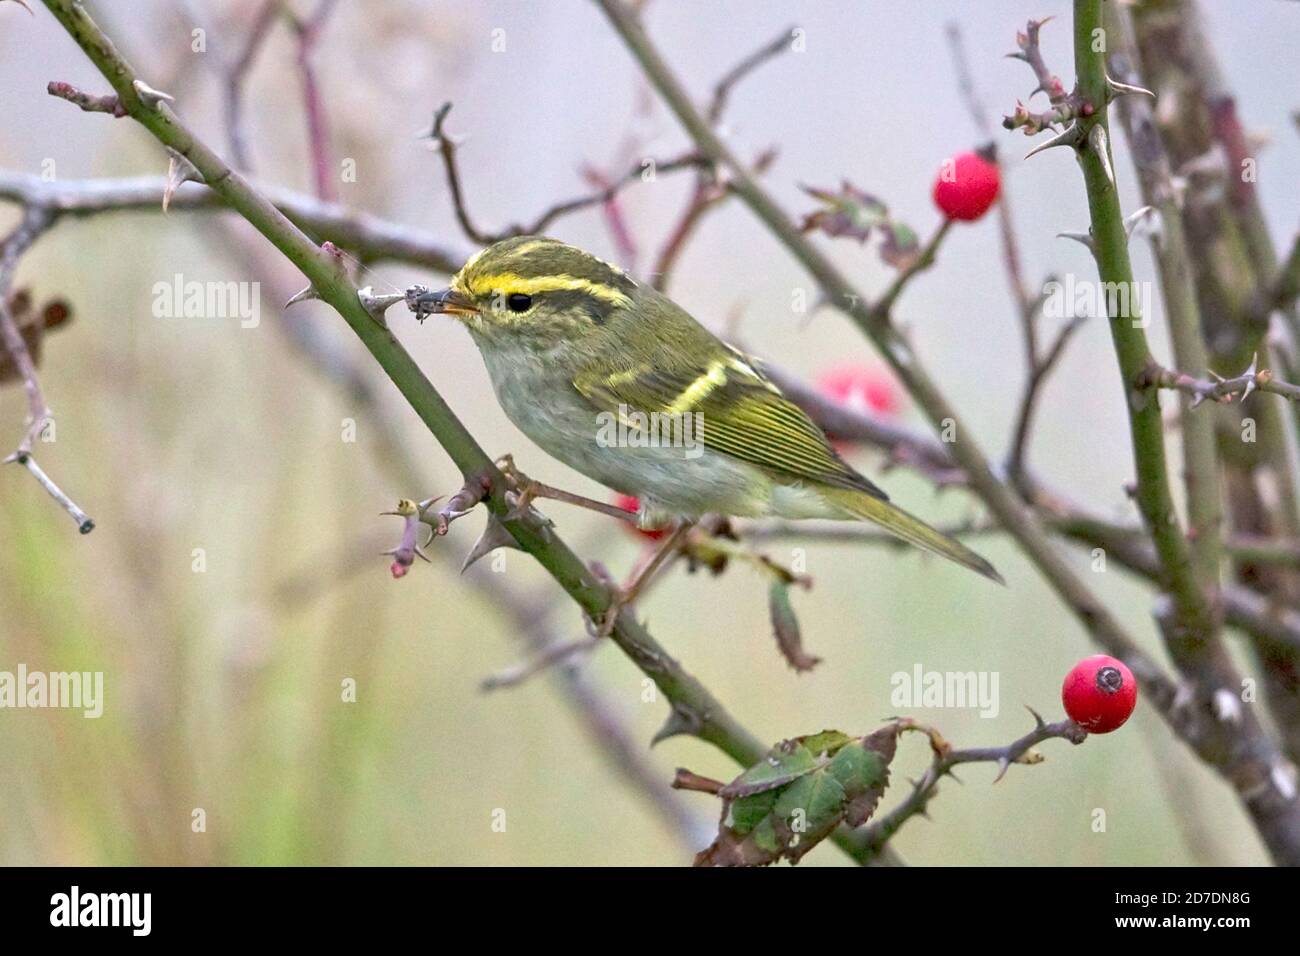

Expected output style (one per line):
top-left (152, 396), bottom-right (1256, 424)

top-left (1072, 0), bottom-right (1300, 864)
top-left (1103, 7), bottom-right (1224, 598)
top-left (1072, 0), bottom-right (1216, 649)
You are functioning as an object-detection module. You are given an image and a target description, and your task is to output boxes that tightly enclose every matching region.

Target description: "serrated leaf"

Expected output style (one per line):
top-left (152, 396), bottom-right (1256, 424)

top-left (841, 725), bottom-right (900, 826)
top-left (775, 769), bottom-right (849, 864)
top-left (720, 738), bottom-right (820, 799)
top-left (690, 724), bottom-right (902, 867)
top-left (769, 579), bottom-right (821, 672)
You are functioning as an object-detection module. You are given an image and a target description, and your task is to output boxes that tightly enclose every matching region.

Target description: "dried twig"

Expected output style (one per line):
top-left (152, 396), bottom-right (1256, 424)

top-left (425, 101), bottom-right (705, 247)
top-left (1006, 313), bottom-right (1087, 483)
top-left (221, 0), bottom-right (279, 170)
top-left (706, 26), bottom-right (793, 125)
top-left (0, 206), bottom-right (94, 532)
top-left (286, 0), bottom-right (340, 201)
top-left (0, 170), bottom-right (465, 273)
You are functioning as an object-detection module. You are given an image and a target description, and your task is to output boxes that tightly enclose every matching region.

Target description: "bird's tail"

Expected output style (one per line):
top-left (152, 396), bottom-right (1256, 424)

top-left (823, 487), bottom-right (1004, 585)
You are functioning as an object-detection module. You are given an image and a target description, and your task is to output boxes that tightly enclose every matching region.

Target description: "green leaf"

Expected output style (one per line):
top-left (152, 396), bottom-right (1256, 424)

top-left (775, 769), bottom-right (849, 864)
top-left (720, 738), bottom-right (820, 799)
top-left (689, 724), bottom-right (903, 867)
top-left (726, 789), bottom-right (778, 836)
top-left (799, 729), bottom-right (853, 757)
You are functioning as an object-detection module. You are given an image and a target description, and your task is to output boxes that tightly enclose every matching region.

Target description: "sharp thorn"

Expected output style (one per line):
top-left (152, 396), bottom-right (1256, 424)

top-left (1024, 704), bottom-right (1047, 729)
top-left (357, 286), bottom-right (405, 326)
top-left (992, 759), bottom-right (1011, 784)
top-left (1105, 73), bottom-right (1155, 101)
top-left (1123, 205), bottom-right (1157, 239)
top-left (651, 707), bottom-right (700, 746)
top-left (285, 284), bottom-right (321, 308)
top-left (162, 149), bottom-right (201, 212)
top-left (1056, 230), bottom-right (1095, 251)
top-left (132, 78), bottom-right (174, 109)
top-left (1024, 121), bottom-right (1081, 160)
top-left (460, 512), bottom-right (521, 573)
top-left (1089, 124), bottom-right (1116, 188)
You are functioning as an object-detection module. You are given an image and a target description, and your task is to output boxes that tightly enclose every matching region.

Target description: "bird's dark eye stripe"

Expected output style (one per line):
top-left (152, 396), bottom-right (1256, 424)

top-left (506, 293), bottom-right (532, 313)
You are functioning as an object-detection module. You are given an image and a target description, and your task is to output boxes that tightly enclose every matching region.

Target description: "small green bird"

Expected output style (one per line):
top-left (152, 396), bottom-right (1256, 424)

top-left (421, 235), bottom-right (1001, 583)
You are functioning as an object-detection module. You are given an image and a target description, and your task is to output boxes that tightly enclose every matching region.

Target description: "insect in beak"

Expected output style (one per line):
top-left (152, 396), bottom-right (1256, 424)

top-left (406, 285), bottom-right (479, 323)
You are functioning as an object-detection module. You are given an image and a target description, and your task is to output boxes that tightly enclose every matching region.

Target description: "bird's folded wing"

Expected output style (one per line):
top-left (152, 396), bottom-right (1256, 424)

top-left (572, 350), bottom-right (887, 500)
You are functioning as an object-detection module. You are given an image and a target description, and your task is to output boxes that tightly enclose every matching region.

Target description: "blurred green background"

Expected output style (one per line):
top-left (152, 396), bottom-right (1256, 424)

top-left (2, 0), bottom-right (1295, 865)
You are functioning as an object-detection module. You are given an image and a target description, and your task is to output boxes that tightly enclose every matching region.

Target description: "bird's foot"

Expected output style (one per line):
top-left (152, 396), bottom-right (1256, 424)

top-left (493, 454), bottom-right (638, 525)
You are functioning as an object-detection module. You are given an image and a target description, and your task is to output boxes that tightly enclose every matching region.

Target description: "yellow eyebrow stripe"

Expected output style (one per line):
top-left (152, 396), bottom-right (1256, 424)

top-left (666, 361), bottom-right (729, 415)
top-left (467, 272), bottom-right (632, 306)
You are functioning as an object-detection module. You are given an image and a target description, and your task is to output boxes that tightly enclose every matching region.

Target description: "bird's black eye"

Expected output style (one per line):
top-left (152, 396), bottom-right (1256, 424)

top-left (506, 293), bottom-right (533, 313)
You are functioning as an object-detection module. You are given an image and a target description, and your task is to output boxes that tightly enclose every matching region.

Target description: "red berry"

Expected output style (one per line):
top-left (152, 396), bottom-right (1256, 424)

top-left (932, 150), bottom-right (1001, 222)
top-left (1061, 655), bottom-right (1137, 733)
top-left (613, 494), bottom-right (666, 540)
top-left (817, 364), bottom-right (902, 417)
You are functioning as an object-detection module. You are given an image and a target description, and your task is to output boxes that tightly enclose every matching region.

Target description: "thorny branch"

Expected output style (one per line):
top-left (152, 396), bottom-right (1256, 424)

top-left (26, 0), bottom-right (902, 866)
top-left (858, 713), bottom-right (1089, 853)
top-left (214, 220), bottom-right (708, 852)
top-left (593, 0), bottom-right (1183, 725)
top-left (1008, 2), bottom-right (1300, 863)
top-left (17, 0), bottom-right (1300, 868)
top-left (0, 206), bottom-right (94, 532)
top-left (945, 23), bottom-right (1073, 483)
top-left (596, 0), bottom-right (1300, 863)
top-left (1140, 355), bottom-right (1300, 407)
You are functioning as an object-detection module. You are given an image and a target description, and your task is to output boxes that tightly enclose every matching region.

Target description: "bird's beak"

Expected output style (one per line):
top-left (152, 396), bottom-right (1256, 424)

top-left (407, 285), bottom-right (478, 321)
